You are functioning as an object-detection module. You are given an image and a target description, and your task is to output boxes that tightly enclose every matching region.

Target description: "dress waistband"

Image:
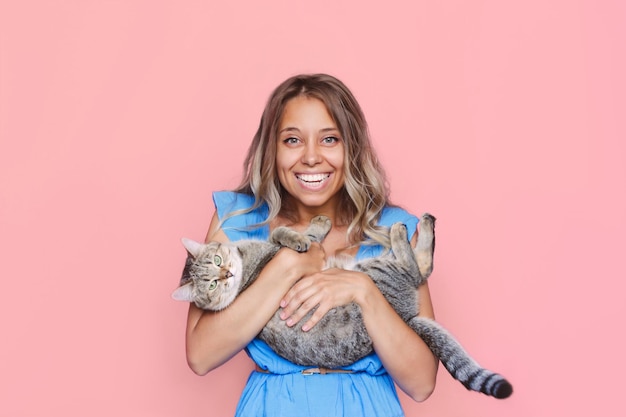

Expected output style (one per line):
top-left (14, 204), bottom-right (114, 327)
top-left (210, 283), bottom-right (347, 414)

top-left (255, 365), bottom-right (355, 375)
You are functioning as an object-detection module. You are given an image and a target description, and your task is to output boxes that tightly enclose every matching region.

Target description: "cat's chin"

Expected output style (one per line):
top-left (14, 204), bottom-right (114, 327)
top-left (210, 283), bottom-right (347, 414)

top-left (212, 290), bottom-right (238, 311)
top-left (212, 271), bottom-right (243, 310)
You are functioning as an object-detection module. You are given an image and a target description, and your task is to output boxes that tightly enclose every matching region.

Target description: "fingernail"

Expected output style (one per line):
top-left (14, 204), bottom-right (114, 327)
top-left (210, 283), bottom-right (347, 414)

top-left (286, 319), bottom-right (293, 327)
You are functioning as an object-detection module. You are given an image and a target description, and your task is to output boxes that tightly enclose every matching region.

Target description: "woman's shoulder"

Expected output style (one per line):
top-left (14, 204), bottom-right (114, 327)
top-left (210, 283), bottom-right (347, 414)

top-left (356, 205), bottom-right (420, 260)
top-left (213, 191), bottom-right (255, 212)
top-left (378, 205), bottom-right (419, 234)
top-left (212, 191), bottom-right (269, 240)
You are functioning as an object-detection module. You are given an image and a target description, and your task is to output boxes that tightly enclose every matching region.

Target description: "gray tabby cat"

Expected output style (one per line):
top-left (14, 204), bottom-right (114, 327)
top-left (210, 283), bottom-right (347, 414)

top-left (172, 214), bottom-right (513, 399)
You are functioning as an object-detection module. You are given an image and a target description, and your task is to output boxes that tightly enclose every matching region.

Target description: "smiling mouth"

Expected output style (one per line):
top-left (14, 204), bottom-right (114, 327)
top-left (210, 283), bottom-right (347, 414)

top-left (296, 173), bottom-right (331, 185)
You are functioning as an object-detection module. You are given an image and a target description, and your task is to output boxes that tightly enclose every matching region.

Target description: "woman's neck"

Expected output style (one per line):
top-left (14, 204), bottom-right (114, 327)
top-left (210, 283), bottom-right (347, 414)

top-left (272, 196), bottom-right (358, 257)
top-left (278, 195), bottom-right (344, 229)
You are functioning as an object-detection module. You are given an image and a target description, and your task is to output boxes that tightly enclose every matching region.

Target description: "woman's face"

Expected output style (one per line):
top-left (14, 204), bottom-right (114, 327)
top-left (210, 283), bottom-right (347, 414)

top-left (276, 96), bottom-right (345, 212)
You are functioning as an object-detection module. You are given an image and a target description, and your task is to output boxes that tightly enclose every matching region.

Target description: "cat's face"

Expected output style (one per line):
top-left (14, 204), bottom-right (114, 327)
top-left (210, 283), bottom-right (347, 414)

top-left (171, 239), bottom-right (243, 311)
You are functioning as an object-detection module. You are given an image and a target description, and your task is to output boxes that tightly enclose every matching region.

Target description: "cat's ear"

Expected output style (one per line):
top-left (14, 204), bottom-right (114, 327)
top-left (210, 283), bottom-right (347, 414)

top-left (171, 282), bottom-right (194, 302)
top-left (181, 237), bottom-right (203, 258)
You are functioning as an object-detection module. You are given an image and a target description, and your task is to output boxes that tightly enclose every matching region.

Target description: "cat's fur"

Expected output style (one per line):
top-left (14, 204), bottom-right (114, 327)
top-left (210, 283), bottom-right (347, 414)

top-left (172, 214), bottom-right (513, 399)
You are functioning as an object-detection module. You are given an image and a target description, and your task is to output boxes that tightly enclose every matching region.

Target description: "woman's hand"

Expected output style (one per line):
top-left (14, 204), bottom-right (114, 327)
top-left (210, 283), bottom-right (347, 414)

top-left (275, 241), bottom-right (327, 284)
top-left (279, 268), bottom-right (374, 331)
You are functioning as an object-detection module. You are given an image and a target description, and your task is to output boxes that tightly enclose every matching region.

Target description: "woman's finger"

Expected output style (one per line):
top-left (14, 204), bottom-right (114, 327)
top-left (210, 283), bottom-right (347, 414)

top-left (280, 278), bottom-right (321, 324)
top-left (301, 302), bottom-right (333, 331)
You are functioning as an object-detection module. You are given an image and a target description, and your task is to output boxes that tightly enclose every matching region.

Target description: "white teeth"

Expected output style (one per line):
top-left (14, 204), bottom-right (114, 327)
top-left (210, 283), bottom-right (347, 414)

top-left (297, 173), bottom-right (330, 183)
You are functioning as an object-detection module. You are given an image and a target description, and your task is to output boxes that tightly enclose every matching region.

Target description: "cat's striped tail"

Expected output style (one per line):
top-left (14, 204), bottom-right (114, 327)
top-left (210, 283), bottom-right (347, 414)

top-left (409, 317), bottom-right (513, 399)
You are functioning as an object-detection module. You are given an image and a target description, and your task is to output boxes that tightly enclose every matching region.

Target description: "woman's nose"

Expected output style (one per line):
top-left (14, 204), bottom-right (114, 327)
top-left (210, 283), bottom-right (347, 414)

top-left (301, 142), bottom-right (322, 166)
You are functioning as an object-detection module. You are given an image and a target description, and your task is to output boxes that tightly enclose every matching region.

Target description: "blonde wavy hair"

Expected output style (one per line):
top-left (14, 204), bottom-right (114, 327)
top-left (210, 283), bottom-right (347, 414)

top-left (232, 73), bottom-right (392, 247)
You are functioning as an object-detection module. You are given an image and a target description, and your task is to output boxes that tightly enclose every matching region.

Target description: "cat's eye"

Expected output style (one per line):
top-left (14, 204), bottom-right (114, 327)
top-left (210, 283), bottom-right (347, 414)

top-left (209, 281), bottom-right (218, 291)
top-left (213, 255), bottom-right (222, 266)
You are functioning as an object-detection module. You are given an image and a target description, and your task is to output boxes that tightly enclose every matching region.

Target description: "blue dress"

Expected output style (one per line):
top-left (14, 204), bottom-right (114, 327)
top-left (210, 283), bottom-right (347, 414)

top-left (213, 191), bottom-right (419, 417)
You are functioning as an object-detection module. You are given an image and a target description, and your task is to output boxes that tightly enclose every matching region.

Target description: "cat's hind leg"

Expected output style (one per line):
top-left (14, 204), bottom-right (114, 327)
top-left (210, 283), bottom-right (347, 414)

top-left (415, 213), bottom-right (436, 279)
top-left (388, 222), bottom-right (417, 271)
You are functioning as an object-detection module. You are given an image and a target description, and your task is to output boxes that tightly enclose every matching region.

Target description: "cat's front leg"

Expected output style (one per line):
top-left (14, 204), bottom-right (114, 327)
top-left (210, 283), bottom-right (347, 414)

top-left (269, 216), bottom-right (331, 252)
top-left (270, 227), bottom-right (312, 252)
top-left (304, 215), bottom-right (331, 243)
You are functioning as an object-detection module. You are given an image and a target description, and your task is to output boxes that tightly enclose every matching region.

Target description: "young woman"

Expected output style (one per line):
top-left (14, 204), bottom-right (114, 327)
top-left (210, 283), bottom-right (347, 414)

top-left (183, 74), bottom-right (438, 416)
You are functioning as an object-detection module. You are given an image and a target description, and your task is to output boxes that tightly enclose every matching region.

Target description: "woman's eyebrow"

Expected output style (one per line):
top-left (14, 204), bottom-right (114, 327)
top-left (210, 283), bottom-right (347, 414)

top-left (278, 126), bottom-right (300, 134)
top-left (278, 126), bottom-right (339, 134)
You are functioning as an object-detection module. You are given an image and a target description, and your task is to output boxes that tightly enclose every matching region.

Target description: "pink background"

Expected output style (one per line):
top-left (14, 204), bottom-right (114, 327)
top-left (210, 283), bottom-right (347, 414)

top-left (1, 1), bottom-right (625, 416)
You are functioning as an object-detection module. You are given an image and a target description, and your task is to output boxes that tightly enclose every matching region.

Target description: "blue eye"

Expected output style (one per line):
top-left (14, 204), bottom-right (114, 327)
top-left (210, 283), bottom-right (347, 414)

top-left (283, 137), bottom-right (300, 145)
top-left (322, 136), bottom-right (339, 144)
top-left (213, 255), bottom-right (222, 266)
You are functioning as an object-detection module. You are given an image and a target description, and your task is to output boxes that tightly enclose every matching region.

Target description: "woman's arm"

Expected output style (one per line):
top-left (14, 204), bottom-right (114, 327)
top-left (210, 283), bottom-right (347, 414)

top-left (359, 280), bottom-right (438, 402)
top-left (279, 226), bottom-right (439, 402)
top-left (184, 212), bottom-right (326, 375)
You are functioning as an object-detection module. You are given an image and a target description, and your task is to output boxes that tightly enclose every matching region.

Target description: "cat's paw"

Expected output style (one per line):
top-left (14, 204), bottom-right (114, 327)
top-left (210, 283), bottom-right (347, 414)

top-left (307, 215), bottom-right (332, 242)
top-left (311, 215), bottom-right (331, 229)
top-left (271, 227), bottom-right (312, 252)
top-left (390, 222), bottom-right (408, 240)
top-left (419, 213), bottom-right (436, 232)
top-left (291, 236), bottom-right (312, 252)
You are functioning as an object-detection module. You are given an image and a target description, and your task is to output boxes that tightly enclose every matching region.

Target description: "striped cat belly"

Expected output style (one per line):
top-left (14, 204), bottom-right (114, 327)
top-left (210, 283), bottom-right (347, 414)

top-left (259, 304), bottom-right (373, 368)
